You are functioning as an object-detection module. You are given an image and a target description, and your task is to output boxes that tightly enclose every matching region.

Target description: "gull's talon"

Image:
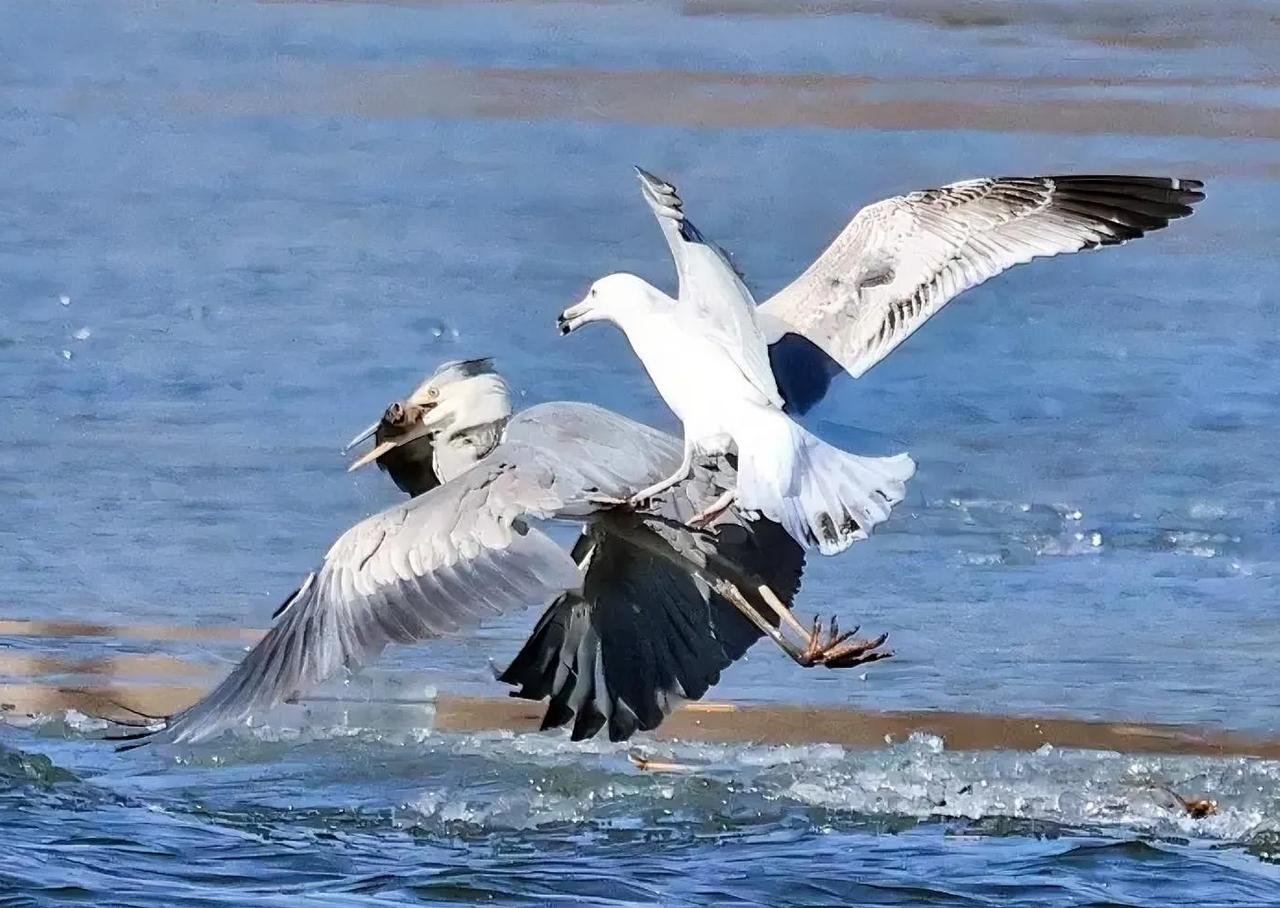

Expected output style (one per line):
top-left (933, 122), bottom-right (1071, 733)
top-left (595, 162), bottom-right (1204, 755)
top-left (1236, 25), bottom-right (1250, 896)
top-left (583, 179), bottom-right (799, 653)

top-left (687, 509), bottom-right (717, 529)
top-left (687, 487), bottom-right (738, 530)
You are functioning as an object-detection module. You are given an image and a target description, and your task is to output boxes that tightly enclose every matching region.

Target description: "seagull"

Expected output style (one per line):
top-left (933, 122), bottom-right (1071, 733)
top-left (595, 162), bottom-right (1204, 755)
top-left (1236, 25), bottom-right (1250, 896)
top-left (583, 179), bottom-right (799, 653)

top-left (559, 167), bottom-right (1204, 545)
top-left (559, 168), bottom-right (917, 556)
top-left (112, 359), bottom-right (888, 749)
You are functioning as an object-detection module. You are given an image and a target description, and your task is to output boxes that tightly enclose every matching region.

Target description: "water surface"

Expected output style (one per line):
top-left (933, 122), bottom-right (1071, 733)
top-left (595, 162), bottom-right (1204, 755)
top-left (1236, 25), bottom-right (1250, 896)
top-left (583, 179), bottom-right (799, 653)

top-left (2, 1), bottom-right (1280, 904)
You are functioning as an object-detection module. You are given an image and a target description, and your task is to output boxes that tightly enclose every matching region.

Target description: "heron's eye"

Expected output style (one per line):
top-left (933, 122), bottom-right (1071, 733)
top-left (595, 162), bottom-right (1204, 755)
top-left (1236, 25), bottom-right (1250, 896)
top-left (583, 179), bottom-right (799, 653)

top-left (427, 387), bottom-right (440, 400)
top-left (590, 288), bottom-right (597, 298)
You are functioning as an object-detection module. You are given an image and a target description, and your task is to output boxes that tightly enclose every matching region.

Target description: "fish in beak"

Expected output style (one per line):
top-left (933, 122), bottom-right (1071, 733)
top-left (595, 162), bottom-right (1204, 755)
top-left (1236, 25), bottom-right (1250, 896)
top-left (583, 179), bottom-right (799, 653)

top-left (345, 400), bottom-right (433, 472)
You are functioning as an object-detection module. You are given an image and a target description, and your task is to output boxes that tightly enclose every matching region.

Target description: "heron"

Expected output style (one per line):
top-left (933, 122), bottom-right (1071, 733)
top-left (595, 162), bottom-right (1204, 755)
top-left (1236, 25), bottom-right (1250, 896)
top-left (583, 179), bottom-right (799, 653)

top-left (347, 360), bottom-right (890, 741)
top-left (113, 359), bottom-right (887, 749)
top-left (560, 167), bottom-right (1204, 545)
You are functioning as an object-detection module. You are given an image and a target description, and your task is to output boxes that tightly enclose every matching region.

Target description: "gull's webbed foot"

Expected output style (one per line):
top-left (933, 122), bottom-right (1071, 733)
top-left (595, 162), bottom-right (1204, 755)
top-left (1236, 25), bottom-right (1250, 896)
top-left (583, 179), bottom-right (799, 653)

top-left (799, 615), bottom-right (892, 669)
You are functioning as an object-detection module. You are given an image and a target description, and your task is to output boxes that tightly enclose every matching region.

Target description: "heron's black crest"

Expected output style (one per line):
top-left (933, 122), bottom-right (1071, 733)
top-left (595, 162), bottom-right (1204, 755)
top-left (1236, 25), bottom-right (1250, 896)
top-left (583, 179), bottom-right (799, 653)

top-left (432, 357), bottom-right (497, 384)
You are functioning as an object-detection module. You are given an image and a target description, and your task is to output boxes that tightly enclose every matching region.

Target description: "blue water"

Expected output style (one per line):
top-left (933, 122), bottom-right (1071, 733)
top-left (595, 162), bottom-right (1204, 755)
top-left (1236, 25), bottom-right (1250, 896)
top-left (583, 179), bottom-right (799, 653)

top-left (3, 1), bottom-right (1280, 904)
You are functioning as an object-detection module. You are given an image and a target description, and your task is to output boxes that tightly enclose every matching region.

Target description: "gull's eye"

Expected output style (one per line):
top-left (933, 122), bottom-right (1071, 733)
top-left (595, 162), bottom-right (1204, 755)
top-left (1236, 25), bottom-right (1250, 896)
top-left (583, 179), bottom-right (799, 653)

top-left (427, 387), bottom-right (440, 400)
top-left (590, 288), bottom-right (597, 298)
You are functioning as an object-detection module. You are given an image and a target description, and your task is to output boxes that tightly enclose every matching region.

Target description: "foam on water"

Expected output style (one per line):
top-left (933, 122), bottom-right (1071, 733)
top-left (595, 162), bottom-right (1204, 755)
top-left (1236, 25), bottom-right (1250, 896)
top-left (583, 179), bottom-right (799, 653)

top-left (14, 712), bottom-right (1280, 851)
top-left (6, 714), bottom-right (1280, 904)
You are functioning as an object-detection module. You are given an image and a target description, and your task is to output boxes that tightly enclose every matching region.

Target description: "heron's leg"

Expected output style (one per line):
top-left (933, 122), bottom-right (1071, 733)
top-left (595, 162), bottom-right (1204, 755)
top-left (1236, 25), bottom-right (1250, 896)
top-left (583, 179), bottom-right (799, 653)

top-left (745, 577), bottom-right (889, 668)
top-left (688, 487), bottom-right (738, 528)
top-left (607, 521), bottom-right (890, 669)
top-left (703, 575), bottom-right (892, 668)
top-left (707, 576), bottom-right (815, 665)
top-left (601, 521), bottom-right (803, 661)
top-left (753, 582), bottom-right (811, 640)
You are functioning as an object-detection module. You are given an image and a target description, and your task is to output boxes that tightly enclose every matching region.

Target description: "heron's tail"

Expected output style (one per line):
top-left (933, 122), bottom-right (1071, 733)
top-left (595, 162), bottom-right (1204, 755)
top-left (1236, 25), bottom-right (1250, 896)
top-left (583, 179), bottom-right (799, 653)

top-left (736, 409), bottom-right (915, 555)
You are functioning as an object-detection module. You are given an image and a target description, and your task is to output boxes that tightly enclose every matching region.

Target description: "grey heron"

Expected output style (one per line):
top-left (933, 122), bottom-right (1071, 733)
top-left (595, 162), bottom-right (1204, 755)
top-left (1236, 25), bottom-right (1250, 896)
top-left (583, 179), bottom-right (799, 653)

top-left (113, 360), bottom-right (887, 748)
top-left (354, 362), bottom-right (889, 740)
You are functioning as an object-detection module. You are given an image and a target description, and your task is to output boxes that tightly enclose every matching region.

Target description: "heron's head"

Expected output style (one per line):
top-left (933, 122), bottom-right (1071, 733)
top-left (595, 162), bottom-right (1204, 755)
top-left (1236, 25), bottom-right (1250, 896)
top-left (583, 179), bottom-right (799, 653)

top-left (557, 273), bottom-right (658, 335)
top-left (344, 358), bottom-right (512, 472)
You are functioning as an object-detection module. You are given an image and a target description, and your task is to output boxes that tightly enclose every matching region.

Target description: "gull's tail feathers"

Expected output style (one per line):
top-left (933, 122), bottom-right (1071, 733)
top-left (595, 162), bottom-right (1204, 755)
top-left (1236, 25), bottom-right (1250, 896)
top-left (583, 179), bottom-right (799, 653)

top-left (736, 410), bottom-right (915, 555)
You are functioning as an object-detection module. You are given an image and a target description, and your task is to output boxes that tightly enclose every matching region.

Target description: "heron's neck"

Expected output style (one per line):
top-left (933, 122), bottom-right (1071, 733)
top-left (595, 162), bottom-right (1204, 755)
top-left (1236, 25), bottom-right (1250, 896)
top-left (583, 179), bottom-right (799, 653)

top-left (432, 417), bottom-right (508, 482)
top-left (378, 435), bottom-right (441, 498)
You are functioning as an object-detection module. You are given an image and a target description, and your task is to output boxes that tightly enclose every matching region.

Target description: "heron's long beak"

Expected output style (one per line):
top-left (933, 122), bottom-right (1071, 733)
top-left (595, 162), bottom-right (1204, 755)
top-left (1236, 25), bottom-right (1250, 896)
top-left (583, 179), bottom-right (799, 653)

top-left (344, 419), bottom-right (395, 472)
top-left (342, 421), bottom-right (380, 455)
top-left (346, 439), bottom-right (400, 473)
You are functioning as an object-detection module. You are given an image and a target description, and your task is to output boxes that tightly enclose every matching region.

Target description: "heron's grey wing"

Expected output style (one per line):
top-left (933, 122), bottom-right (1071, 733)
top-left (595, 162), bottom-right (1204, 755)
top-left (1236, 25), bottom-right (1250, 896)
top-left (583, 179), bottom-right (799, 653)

top-left (759, 175), bottom-right (1205, 407)
top-left (635, 167), bottom-right (783, 407)
top-left (118, 444), bottom-right (593, 749)
top-left (502, 400), bottom-right (685, 493)
top-left (497, 456), bottom-right (806, 742)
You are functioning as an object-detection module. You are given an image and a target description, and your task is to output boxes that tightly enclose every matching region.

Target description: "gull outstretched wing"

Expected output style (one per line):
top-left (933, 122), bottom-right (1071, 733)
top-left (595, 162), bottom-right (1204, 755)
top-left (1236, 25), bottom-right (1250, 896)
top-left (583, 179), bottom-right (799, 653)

top-left (760, 175), bottom-right (1205, 408)
top-left (636, 166), bottom-right (783, 408)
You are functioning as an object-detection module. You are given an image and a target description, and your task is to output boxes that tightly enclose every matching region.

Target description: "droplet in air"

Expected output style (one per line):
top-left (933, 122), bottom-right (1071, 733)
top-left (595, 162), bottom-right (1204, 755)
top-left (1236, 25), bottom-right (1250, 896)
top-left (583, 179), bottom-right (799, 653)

top-left (61, 349), bottom-right (72, 360)
top-left (73, 327), bottom-right (91, 341)
top-left (59, 295), bottom-right (71, 307)
top-left (1090, 532), bottom-right (1103, 547)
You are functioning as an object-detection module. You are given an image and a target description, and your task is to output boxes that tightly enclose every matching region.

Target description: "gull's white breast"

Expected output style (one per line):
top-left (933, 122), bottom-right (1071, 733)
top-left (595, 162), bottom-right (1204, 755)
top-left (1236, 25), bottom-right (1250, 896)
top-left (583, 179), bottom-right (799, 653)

top-left (622, 309), bottom-right (770, 454)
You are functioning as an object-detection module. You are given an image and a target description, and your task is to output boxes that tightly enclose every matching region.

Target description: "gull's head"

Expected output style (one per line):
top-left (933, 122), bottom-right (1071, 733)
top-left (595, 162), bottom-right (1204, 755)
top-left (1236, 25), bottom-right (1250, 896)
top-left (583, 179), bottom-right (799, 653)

top-left (558, 273), bottom-right (657, 336)
top-left (344, 358), bottom-right (512, 472)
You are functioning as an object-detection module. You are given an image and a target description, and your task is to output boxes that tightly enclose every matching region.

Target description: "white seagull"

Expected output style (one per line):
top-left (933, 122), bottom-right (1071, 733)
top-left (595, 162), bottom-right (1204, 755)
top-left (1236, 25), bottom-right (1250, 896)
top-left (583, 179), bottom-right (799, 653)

top-left (559, 167), bottom-right (1204, 551)
top-left (559, 168), bottom-right (916, 556)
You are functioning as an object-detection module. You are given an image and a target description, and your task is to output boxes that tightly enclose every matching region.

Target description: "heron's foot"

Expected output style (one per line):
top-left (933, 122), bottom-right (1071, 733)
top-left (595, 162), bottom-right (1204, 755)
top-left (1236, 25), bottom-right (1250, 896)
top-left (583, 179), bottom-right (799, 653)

top-left (800, 615), bottom-right (892, 669)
